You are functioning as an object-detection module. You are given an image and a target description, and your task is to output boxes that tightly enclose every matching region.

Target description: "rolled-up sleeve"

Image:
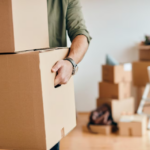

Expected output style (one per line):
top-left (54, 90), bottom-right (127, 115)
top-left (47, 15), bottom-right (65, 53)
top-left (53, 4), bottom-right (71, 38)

top-left (66, 0), bottom-right (92, 44)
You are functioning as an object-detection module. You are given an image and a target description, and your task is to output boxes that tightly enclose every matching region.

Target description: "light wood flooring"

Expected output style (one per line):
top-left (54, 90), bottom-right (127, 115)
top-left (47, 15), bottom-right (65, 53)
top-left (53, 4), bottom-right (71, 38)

top-left (60, 113), bottom-right (150, 150)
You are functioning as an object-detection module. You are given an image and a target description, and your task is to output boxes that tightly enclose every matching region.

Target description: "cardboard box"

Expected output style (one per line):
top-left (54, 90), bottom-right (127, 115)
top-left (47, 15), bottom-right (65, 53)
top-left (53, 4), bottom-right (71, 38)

top-left (99, 82), bottom-right (131, 99)
top-left (132, 61), bottom-right (150, 86)
top-left (139, 49), bottom-right (150, 61)
top-left (0, 0), bottom-right (49, 53)
top-left (139, 42), bottom-right (150, 61)
top-left (119, 115), bottom-right (147, 136)
top-left (123, 71), bottom-right (132, 82)
top-left (97, 98), bottom-right (112, 108)
top-left (0, 48), bottom-right (76, 150)
top-left (102, 65), bottom-right (132, 83)
top-left (102, 65), bottom-right (124, 83)
top-left (97, 97), bottom-right (135, 122)
top-left (82, 125), bottom-right (112, 135)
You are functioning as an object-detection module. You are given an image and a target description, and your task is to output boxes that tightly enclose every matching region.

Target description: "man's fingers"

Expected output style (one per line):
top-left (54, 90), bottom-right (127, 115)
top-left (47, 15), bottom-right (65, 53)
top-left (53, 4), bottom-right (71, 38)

top-left (52, 60), bottom-right (72, 86)
top-left (54, 74), bottom-right (61, 86)
top-left (54, 71), bottom-right (68, 86)
top-left (51, 61), bottom-right (62, 73)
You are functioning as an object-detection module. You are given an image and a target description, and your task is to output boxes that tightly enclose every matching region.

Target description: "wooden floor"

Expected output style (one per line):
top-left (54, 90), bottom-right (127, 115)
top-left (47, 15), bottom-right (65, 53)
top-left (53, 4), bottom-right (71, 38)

top-left (60, 113), bottom-right (150, 150)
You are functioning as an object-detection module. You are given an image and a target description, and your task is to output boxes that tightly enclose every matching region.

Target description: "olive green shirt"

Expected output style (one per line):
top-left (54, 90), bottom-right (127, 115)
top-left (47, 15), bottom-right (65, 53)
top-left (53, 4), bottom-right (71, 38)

top-left (47, 0), bottom-right (91, 47)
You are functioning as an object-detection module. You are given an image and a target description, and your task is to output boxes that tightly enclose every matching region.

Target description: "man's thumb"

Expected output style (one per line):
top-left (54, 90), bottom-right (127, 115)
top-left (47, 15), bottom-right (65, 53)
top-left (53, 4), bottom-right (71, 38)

top-left (51, 62), bottom-right (62, 73)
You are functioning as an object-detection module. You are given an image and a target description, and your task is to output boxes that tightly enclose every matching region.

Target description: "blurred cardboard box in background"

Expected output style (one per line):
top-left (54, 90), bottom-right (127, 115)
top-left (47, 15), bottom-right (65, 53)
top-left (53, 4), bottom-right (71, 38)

top-left (0, 0), bottom-right (49, 53)
top-left (82, 125), bottom-right (112, 135)
top-left (132, 61), bottom-right (150, 86)
top-left (102, 64), bottom-right (132, 83)
top-left (140, 49), bottom-right (150, 61)
top-left (99, 82), bottom-right (131, 99)
top-left (139, 42), bottom-right (150, 61)
top-left (97, 97), bottom-right (135, 122)
top-left (119, 115), bottom-right (147, 136)
top-left (0, 48), bottom-right (76, 150)
top-left (102, 65), bottom-right (124, 83)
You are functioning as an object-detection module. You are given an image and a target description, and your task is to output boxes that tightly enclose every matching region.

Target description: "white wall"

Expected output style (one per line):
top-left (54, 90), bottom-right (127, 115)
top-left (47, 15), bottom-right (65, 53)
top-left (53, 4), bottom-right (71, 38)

top-left (68, 0), bottom-right (150, 112)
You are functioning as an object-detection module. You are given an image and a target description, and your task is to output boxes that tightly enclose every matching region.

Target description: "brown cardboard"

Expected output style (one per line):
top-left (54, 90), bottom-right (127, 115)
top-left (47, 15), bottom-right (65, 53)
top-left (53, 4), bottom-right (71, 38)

top-left (97, 98), bottom-right (135, 122)
top-left (112, 98), bottom-right (135, 122)
top-left (102, 65), bottom-right (132, 83)
top-left (82, 125), bottom-right (112, 135)
top-left (123, 71), bottom-right (132, 82)
top-left (0, 0), bottom-right (49, 53)
top-left (97, 98), bottom-right (112, 108)
top-left (139, 42), bottom-right (150, 61)
top-left (102, 65), bottom-right (124, 83)
top-left (119, 115), bottom-right (147, 136)
top-left (99, 82), bottom-right (131, 99)
top-left (132, 61), bottom-right (150, 86)
top-left (139, 49), bottom-right (150, 61)
top-left (0, 48), bottom-right (76, 150)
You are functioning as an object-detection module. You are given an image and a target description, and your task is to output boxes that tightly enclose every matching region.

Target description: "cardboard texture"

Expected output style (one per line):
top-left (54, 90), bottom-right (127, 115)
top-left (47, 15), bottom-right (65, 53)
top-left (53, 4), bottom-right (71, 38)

top-left (123, 71), bottom-right (132, 82)
top-left (119, 115), bottom-right (147, 136)
top-left (139, 49), bottom-right (150, 61)
top-left (132, 61), bottom-right (150, 86)
top-left (112, 98), bottom-right (135, 122)
top-left (102, 65), bottom-right (124, 83)
top-left (99, 82), bottom-right (131, 99)
top-left (82, 125), bottom-right (112, 135)
top-left (97, 98), bottom-right (135, 122)
top-left (97, 98), bottom-right (112, 108)
top-left (102, 65), bottom-right (132, 83)
top-left (139, 42), bottom-right (150, 61)
top-left (0, 0), bottom-right (49, 53)
top-left (0, 48), bottom-right (76, 150)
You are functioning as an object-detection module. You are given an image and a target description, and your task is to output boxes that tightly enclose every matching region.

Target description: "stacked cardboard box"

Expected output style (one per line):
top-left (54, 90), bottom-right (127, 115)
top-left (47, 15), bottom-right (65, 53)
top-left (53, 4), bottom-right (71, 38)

top-left (132, 42), bottom-right (150, 110)
top-left (119, 115), bottom-right (147, 136)
top-left (0, 1), bottom-right (76, 150)
top-left (97, 64), bottom-right (135, 122)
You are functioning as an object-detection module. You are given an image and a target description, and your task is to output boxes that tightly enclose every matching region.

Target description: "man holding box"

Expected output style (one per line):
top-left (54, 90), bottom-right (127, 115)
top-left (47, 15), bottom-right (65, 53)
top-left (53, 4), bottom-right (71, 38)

top-left (47, 0), bottom-right (91, 149)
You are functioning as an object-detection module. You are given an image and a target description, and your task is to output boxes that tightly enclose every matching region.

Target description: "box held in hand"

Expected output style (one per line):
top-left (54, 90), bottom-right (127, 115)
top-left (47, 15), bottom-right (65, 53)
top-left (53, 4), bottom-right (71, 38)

top-left (0, 48), bottom-right (76, 150)
top-left (0, 0), bottom-right (49, 53)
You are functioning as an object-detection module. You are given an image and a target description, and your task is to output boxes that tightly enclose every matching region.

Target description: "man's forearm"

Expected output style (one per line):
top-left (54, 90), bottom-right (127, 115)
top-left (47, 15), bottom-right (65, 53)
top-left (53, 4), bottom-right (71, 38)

top-left (52, 35), bottom-right (89, 86)
top-left (68, 35), bottom-right (89, 64)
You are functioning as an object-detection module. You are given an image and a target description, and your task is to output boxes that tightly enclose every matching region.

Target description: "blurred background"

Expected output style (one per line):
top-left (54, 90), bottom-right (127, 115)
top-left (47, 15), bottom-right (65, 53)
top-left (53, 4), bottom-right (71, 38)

top-left (62, 0), bottom-right (150, 149)
top-left (68, 0), bottom-right (150, 112)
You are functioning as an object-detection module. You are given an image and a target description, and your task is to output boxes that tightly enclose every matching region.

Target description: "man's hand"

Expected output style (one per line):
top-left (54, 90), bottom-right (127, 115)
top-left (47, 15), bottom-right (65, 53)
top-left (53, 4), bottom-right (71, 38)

top-left (51, 35), bottom-right (89, 87)
top-left (51, 60), bottom-right (73, 86)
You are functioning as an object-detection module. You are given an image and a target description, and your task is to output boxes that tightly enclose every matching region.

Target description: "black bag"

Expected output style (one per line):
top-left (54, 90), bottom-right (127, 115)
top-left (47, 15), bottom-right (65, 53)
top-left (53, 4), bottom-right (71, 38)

top-left (87, 104), bottom-right (118, 133)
